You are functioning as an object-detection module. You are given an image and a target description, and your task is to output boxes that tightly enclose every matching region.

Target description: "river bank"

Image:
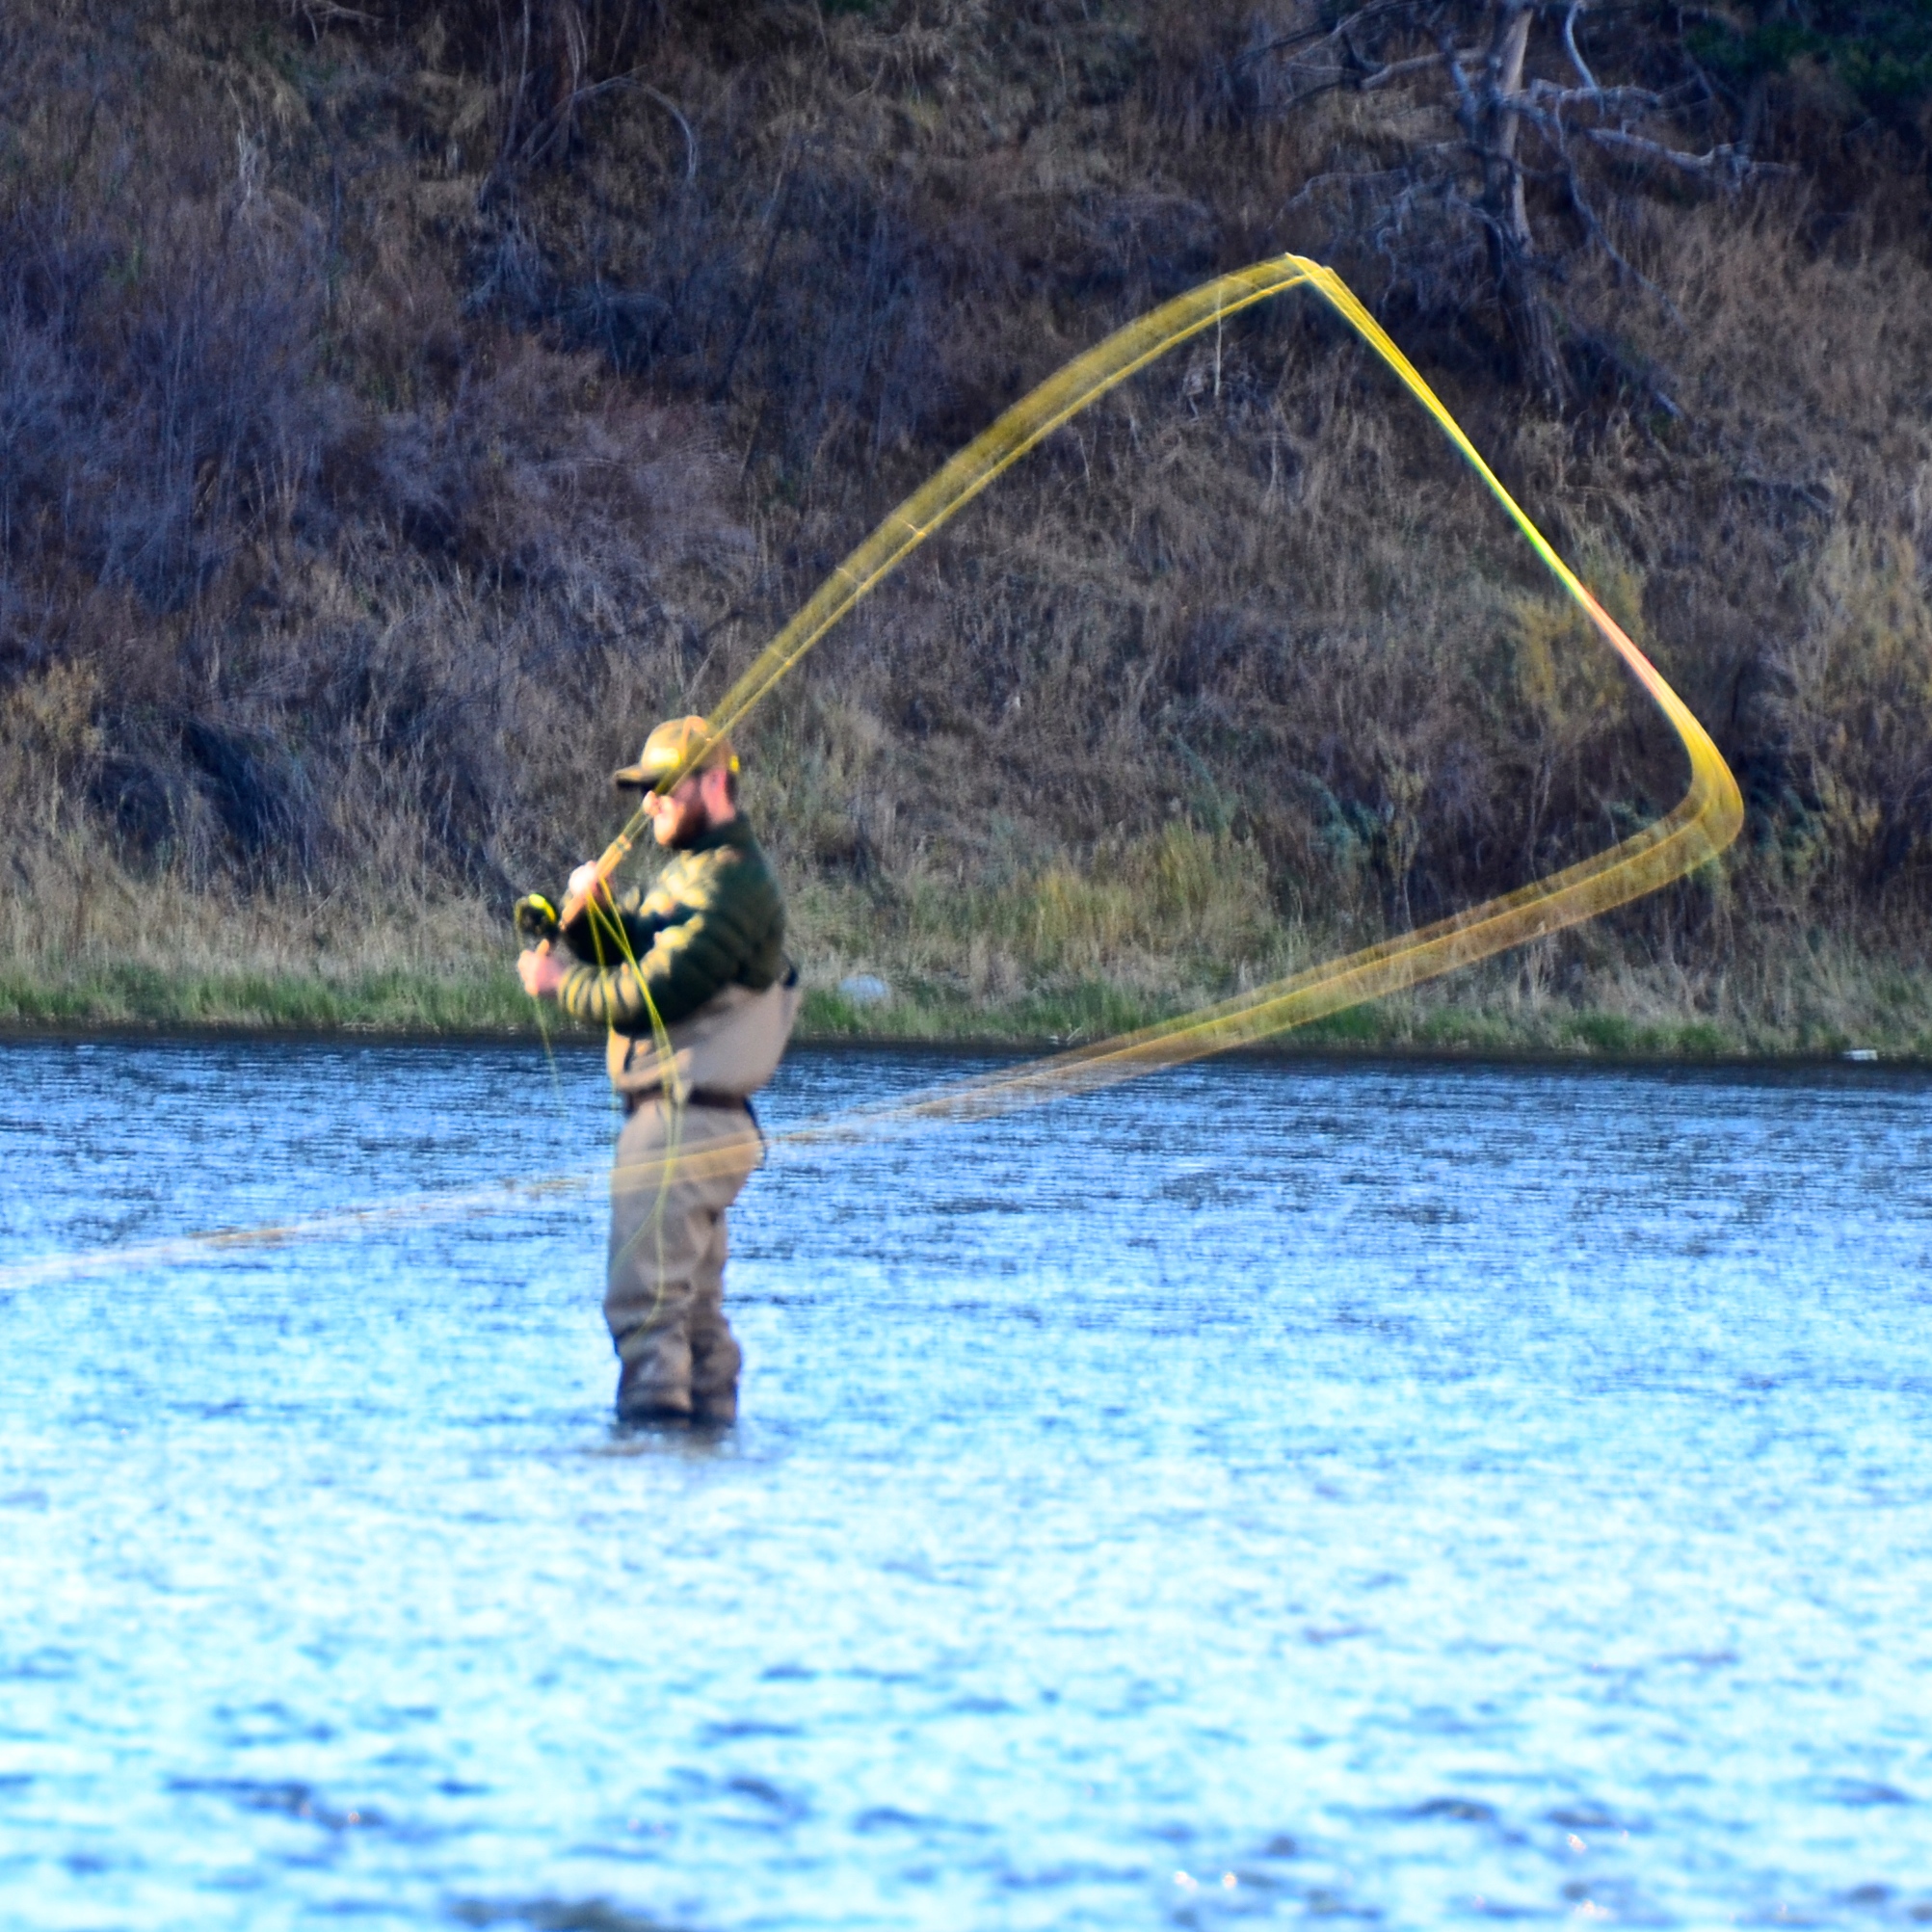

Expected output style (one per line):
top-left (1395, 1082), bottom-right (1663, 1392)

top-left (6, 950), bottom-right (1924, 1064)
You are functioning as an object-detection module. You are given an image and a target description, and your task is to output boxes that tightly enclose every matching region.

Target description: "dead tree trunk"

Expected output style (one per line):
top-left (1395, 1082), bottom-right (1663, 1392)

top-left (1267, 0), bottom-right (1760, 411)
top-left (1476, 0), bottom-right (1567, 408)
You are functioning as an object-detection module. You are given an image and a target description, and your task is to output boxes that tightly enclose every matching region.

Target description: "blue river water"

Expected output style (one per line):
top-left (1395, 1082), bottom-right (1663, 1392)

top-left (2, 1036), bottom-right (1930, 1929)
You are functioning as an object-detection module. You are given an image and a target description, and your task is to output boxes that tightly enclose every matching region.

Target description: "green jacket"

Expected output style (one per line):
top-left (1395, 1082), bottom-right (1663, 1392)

top-left (556, 817), bottom-right (786, 1033)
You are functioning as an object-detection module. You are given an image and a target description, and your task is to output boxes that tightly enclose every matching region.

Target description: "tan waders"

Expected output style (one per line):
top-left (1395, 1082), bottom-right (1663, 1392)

top-left (607, 1094), bottom-right (764, 1423)
top-left (600, 977), bottom-right (801, 1424)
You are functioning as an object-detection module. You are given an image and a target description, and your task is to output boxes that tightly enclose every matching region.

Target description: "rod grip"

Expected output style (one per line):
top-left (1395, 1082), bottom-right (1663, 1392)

top-left (557, 833), bottom-right (635, 928)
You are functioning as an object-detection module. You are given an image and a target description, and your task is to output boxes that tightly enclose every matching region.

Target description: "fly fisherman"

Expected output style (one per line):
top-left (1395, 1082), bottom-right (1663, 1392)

top-left (516, 718), bottom-right (799, 1425)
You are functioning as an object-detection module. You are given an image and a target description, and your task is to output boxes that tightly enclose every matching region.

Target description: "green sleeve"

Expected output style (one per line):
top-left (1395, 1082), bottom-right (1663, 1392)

top-left (554, 845), bottom-right (783, 1030)
top-left (558, 887), bottom-right (665, 966)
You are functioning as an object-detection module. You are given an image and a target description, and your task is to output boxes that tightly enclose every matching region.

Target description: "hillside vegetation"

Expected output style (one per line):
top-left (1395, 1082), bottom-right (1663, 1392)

top-left (4, 0), bottom-right (1932, 1053)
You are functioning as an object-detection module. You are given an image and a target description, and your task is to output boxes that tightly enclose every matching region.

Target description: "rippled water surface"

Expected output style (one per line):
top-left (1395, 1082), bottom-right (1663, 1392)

top-left (4, 1038), bottom-right (1931, 1929)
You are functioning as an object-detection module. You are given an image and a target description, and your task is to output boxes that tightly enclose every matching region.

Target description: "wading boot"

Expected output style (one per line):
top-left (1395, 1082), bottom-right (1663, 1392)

top-left (688, 1318), bottom-right (742, 1427)
top-left (615, 1348), bottom-right (692, 1425)
top-left (691, 1385), bottom-right (738, 1425)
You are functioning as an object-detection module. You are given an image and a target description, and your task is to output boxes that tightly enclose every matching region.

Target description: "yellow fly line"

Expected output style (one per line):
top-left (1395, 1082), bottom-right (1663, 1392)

top-left (569, 251), bottom-right (1742, 1099)
top-left (2, 254), bottom-right (1744, 1291)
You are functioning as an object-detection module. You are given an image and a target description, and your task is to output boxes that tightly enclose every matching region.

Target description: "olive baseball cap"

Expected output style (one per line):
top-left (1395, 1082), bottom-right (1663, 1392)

top-left (612, 715), bottom-right (739, 790)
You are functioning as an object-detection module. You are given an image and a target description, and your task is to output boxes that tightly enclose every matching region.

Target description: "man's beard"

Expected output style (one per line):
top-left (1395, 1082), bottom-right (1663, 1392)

top-left (660, 802), bottom-right (708, 849)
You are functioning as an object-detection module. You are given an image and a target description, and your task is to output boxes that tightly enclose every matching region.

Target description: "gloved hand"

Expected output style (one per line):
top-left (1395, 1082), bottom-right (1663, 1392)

top-left (513, 892), bottom-right (560, 944)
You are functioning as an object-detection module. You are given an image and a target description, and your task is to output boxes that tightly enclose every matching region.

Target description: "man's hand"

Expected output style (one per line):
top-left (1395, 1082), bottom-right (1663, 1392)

top-left (518, 947), bottom-right (568, 1000)
top-left (566, 860), bottom-right (613, 913)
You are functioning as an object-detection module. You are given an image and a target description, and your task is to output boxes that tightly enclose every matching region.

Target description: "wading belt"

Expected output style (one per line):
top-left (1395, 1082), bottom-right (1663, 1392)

top-left (622, 1085), bottom-right (758, 1125)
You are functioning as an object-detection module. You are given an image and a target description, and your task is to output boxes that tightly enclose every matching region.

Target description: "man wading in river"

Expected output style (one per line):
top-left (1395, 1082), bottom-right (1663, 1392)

top-left (516, 718), bottom-right (798, 1424)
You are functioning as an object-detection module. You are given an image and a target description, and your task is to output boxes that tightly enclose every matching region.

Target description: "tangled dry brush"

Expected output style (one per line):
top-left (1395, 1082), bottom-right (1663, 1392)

top-left (3, 0), bottom-right (1931, 1040)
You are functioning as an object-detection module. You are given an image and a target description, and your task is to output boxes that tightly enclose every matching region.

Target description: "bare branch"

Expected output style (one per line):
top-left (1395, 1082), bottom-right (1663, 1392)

top-left (288, 0), bottom-right (380, 30)
top-left (635, 84), bottom-right (699, 184)
top-left (1561, 1), bottom-right (1600, 93)
top-left (1519, 77), bottom-right (1668, 114)
top-left (1576, 125), bottom-right (1752, 183)
top-left (1271, 46), bottom-right (1483, 110)
top-left (1283, 145), bottom-right (1485, 214)
top-left (1439, 31), bottom-right (1481, 141)
top-left (1358, 50), bottom-right (1460, 92)
top-left (1549, 119), bottom-right (1687, 327)
top-left (1234, 1), bottom-right (1424, 72)
top-left (504, 68), bottom-right (698, 183)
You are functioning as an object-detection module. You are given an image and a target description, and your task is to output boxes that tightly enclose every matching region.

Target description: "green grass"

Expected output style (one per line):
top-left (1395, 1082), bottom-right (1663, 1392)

top-left (0, 964), bottom-right (543, 1035)
top-left (5, 955), bottom-right (1927, 1063)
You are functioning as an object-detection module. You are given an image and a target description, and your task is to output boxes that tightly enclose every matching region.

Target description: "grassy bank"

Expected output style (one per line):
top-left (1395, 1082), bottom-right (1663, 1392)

top-left (7, 935), bottom-right (1928, 1064)
top-left (5, 812), bottom-right (1926, 1059)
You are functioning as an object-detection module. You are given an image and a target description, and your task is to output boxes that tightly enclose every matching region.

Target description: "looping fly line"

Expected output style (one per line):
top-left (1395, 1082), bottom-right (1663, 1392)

top-left (2, 255), bottom-right (1744, 1291)
top-left (574, 251), bottom-right (1743, 1120)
